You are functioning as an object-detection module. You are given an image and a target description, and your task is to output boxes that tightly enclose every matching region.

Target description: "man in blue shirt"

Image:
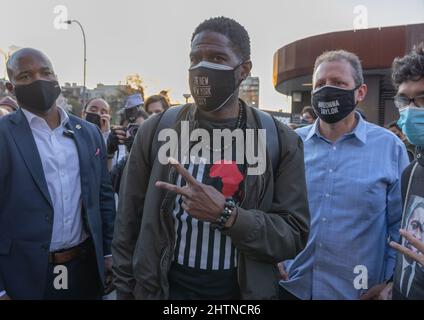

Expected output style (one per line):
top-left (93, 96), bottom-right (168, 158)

top-left (279, 50), bottom-right (409, 299)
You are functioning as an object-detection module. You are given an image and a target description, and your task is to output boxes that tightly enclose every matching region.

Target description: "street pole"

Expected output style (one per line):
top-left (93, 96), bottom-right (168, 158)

top-left (66, 20), bottom-right (87, 106)
top-left (183, 93), bottom-right (191, 104)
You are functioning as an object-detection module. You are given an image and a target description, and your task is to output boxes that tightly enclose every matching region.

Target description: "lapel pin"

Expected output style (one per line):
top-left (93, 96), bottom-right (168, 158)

top-left (76, 124), bottom-right (82, 130)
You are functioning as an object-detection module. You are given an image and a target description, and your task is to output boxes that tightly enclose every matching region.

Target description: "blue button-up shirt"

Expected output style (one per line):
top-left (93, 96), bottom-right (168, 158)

top-left (280, 113), bottom-right (409, 299)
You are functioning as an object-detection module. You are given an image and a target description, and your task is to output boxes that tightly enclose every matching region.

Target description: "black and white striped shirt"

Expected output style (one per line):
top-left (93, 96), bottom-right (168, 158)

top-left (172, 156), bottom-right (244, 270)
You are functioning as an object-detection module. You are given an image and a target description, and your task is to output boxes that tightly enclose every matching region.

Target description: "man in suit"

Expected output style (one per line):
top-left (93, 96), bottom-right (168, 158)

top-left (0, 48), bottom-right (116, 299)
top-left (391, 201), bottom-right (424, 299)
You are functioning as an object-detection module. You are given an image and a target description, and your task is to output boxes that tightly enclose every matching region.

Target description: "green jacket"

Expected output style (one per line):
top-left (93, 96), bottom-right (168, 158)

top-left (112, 103), bottom-right (310, 299)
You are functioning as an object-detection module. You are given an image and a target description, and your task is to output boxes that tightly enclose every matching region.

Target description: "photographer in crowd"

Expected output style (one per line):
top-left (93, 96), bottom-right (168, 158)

top-left (107, 93), bottom-right (150, 191)
top-left (105, 94), bottom-right (142, 171)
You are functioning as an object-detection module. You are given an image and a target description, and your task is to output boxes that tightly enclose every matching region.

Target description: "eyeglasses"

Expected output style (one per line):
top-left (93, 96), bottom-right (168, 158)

top-left (394, 94), bottom-right (424, 109)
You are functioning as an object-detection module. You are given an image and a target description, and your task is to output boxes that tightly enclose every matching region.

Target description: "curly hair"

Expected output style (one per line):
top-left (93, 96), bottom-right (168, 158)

top-left (191, 16), bottom-right (251, 62)
top-left (392, 42), bottom-right (424, 89)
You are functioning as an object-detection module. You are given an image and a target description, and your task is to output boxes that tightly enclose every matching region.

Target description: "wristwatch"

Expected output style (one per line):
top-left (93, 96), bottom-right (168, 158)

top-left (212, 198), bottom-right (237, 231)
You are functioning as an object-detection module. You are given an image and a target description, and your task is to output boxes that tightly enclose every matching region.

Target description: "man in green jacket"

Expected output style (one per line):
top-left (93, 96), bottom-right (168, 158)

top-left (112, 16), bottom-right (310, 300)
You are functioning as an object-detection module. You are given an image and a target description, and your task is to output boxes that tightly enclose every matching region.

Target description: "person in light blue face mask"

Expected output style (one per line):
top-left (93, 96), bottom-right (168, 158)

top-left (379, 42), bottom-right (424, 300)
top-left (396, 100), bottom-right (424, 147)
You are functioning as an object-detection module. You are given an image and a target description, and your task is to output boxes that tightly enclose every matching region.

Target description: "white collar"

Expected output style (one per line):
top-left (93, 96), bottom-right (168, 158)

top-left (22, 106), bottom-right (69, 129)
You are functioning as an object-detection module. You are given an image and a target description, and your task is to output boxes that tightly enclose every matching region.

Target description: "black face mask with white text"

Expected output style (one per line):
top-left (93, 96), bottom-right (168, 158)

top-left (189, 61), bottom-right (243, 113)
top-left (311, 85), bottom-right (360, 124)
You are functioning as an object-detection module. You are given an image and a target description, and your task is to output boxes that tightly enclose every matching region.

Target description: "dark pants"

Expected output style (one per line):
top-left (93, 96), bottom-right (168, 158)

top-left (168, 262), bottom-right (240, 300)
top-left (43, 240), bottom-right (102, 300)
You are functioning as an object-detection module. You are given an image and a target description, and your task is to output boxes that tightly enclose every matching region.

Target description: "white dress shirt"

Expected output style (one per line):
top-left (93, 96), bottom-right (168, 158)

top-left (22, 107), bottom-right (87, 252)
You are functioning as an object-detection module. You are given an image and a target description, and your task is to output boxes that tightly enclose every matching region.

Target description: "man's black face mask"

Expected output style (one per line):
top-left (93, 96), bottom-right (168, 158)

top-left (14, 79), bottom-right (61, 112)
top-left (311, 85), bottom-right (360, 124)
top-left (189, 61), bottom-right (244, 113)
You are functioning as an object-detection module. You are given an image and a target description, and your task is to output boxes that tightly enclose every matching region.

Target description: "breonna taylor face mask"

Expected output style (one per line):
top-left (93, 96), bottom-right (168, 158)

top-left (311, 84), bottom-right (360, 124)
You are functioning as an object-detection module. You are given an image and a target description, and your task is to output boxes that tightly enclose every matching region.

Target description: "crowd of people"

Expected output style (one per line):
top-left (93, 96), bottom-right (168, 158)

top-left (0, 16), bottom-right (423, 300)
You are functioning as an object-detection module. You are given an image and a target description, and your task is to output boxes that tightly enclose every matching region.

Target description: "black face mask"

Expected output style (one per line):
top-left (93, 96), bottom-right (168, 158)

top-left (85, 112), bottom-right (101, 128)
top-left (189, 61), bottom-right (243, 112)
top-left (311, 85), bottom-right (360, 124)
top-left (14, 80), bottom-right (61, 112)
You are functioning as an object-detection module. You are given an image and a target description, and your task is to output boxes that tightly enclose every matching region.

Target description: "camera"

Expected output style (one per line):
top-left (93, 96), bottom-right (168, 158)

top-left (107, 106), bottom-right (141, 155)
top-left (123, 125), bottom-right (138, 152)
top-left (126, 123), bottom-right (139, 138)
top-left (124, 106), bottom-right (140, 142)
top-left (124, 106), bottom-right (138, 124)
top-left (124, 106), bottom-right (140, 136)
top-left (107, 94), bottom-right (147, 154)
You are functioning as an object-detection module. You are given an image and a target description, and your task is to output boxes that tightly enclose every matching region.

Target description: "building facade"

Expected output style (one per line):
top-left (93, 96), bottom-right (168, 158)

top-left (239, 76), bottom-right (259, 108)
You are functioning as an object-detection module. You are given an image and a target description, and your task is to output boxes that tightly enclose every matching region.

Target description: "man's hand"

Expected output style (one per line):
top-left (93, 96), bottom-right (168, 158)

top-left (360, 282), bottom-right (387, 300)
top-left (278, 262), bottom-right (289, 281)
top-left (378, 282), bottom-right (393, 300)
top-left (0, 294), bottom-right (11, 300)
top-left (105, 256), bottom-right (113, 272)
top-left (100, 114), bottom-right (111, 134)
top-left (112, 125), bottom-right (127, 145)
top-left (104, 256), bottom-right (114, 295)
top-left (390, 229), bottom-right (424, 266)
top-left (107, 126), bottom-right (127, 156)
top-left (156, 158), bottom-right (232, 225)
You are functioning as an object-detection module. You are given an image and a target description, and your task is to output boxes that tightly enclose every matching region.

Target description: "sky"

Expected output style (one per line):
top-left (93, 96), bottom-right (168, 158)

top-left (1, 0), bottom-right (424, 110)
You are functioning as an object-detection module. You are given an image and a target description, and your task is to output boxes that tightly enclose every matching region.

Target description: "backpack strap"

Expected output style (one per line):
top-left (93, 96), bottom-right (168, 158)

top-left (150, 105), bottom-right (185, 166)
top-left (251, 108), bottom-right (280, 174)
top-left (150, 105), bottom-right (280, 175)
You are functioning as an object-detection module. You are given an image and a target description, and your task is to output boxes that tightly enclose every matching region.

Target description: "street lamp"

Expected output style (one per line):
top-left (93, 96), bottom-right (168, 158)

top-left (65, 19), bottom-right (87, 106)
top-left (183, 93), bottom-right (191, 104)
